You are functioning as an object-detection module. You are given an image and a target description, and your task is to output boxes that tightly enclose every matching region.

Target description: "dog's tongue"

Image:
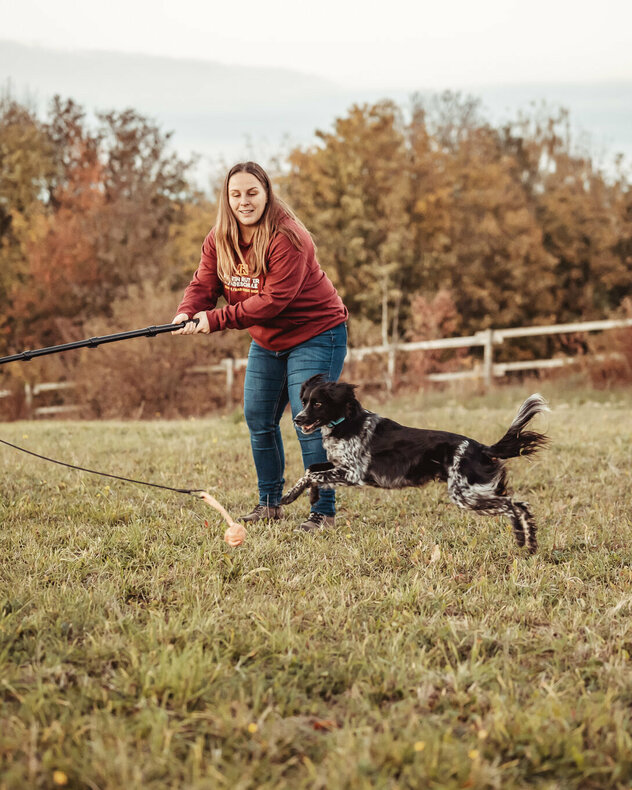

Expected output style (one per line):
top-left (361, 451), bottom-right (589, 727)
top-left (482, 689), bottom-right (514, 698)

top-left (301, 423), bottom-right (318, 433)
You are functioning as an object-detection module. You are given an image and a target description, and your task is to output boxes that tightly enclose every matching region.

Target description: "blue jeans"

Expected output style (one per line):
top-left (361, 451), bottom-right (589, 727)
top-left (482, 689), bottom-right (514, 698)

top-left (243, 323), bottom-right (347, 516)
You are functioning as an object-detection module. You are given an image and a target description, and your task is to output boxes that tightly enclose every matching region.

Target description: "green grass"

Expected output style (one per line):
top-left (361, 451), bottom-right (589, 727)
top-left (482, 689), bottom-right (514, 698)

top-left (2, 384), bottom-right (632, 789)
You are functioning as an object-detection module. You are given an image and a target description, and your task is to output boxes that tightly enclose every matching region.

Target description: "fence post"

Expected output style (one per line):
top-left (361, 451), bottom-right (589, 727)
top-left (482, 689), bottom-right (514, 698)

top-left (24, 383), bottom-right (33, 417)
top-left (482, 329), bottom-right (494, 389)
top-left (386, 345), bottom-right (396, 393)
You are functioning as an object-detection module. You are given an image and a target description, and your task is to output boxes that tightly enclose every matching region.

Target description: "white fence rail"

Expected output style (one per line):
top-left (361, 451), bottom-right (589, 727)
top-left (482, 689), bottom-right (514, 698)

top-left (24, 381), bottom-right (79, 416)
top-left (1, 317), bottom-right (630, 415)
top-left (0, 381), bottom-right (80, 417)
top-left (190, 317), bottom-right (632, 406)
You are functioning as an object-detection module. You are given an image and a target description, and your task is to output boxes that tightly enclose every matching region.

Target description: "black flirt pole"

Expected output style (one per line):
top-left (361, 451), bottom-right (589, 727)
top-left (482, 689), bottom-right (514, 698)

top-left (0, 319), bottom-right (199, 366)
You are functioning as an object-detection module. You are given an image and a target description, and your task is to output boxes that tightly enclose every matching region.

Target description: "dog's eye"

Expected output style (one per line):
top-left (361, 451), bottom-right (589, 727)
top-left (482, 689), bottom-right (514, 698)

top-left (314, 402), bottom-right (322, 408)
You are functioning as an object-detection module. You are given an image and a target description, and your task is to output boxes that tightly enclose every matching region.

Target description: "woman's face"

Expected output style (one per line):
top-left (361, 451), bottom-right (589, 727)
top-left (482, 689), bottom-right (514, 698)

top-left (228, 172), bottom-right (268, 233)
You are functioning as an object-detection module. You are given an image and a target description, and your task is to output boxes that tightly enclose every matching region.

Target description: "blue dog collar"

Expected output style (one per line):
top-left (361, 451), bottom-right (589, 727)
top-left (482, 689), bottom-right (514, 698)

top-left (327, 417), bottom-right (345, 427)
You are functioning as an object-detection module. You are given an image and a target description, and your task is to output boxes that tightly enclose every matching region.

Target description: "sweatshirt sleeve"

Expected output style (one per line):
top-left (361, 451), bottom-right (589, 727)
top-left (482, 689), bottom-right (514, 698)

top-left (206, 232), bottom-right (308, 333)
top-left (176, 230), bottom-right (224, 317)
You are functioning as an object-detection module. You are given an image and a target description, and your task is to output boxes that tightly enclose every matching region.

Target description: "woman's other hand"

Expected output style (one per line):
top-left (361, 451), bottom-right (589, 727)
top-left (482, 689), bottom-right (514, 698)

top-left (191, 312), bottom-right (210, 333)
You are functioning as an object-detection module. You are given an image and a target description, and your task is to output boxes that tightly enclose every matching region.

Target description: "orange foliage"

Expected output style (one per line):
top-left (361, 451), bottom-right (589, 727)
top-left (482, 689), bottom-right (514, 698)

top-left (404, 289), bottom-right (468, 380)
top-left (9, 145), bottom-right (104, 348)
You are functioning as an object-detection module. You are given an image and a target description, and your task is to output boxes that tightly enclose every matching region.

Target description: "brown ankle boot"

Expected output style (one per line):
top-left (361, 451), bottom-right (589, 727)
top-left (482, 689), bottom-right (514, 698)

top-left (239, 504), bottom-right (283, 523)
top-left (296, 512), bottom-right (335, 532)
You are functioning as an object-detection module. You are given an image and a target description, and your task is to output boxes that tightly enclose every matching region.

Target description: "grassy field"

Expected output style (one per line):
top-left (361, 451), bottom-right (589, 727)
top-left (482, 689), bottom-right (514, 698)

top-left (1, 383), bottom-right (632, 789)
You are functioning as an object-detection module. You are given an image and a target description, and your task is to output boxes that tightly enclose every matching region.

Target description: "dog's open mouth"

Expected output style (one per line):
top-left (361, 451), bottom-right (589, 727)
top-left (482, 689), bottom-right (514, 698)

top-left (299, 422), bottom-right (319, 434)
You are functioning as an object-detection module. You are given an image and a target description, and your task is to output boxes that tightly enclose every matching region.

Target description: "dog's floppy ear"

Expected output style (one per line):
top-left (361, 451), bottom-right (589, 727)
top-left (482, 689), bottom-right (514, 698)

top-left (327, 380), bottom-right (362, 419)
top-left (340, 383), bottom-right (363, 419)
top-left (300, 373), bottom-right (326, 401)
top-left (334, 381), bottom-right (356, 401)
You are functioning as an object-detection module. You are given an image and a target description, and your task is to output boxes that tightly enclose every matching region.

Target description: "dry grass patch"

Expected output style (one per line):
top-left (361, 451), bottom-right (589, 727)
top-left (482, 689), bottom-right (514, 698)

top-left (1, 385), bottom-right (632, 788)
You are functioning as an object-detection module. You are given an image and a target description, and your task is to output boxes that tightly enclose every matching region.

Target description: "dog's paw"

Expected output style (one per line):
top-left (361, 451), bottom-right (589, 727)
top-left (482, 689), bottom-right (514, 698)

top-left (309, 486), bottom-right (321, 506)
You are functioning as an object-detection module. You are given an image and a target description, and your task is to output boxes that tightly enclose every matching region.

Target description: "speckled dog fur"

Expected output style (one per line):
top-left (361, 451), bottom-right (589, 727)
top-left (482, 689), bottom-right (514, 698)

top-left (281, 375), bottom-right (549, 553)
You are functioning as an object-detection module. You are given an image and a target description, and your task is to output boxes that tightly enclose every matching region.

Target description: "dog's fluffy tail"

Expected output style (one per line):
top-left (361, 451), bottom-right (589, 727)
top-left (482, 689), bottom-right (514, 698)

top-left (487, 394), bottom-right (550, 459)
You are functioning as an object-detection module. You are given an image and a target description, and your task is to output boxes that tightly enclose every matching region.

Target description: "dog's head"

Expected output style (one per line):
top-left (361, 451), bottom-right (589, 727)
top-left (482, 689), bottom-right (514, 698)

top-left (294, 374), bottom-right (361, 434)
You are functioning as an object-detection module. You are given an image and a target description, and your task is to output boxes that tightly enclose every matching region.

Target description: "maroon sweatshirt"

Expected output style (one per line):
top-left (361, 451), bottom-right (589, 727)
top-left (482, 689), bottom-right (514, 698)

top-left (177, 218), bottom-right (348, 351)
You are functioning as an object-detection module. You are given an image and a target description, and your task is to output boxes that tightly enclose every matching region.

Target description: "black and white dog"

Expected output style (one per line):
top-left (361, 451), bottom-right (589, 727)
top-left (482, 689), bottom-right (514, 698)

top-left (281, 375), bottom-right (549, 553)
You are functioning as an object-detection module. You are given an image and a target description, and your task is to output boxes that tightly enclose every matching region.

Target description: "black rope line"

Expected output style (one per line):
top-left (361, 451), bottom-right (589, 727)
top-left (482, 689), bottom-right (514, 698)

top-left (0, 437), bottom-right (204, 496)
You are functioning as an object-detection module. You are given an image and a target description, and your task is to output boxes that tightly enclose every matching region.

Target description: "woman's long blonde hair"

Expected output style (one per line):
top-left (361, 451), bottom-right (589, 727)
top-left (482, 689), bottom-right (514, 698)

top-left (215, 162), bottom-right (313, 284)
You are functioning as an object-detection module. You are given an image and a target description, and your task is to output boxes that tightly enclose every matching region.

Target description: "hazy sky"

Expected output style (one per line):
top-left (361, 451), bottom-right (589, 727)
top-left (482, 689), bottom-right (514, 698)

top-left (3, 0), bottom-right (631, 89)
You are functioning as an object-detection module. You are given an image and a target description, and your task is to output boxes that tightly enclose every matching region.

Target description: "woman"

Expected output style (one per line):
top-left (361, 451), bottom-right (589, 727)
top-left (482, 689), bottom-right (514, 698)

top-left (172, 162), bottom-right (348, 531)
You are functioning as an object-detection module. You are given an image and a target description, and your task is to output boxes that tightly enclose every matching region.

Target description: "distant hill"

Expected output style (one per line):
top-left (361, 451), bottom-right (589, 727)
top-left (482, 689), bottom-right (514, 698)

top-left (2, 40), bottom-right (631, 186)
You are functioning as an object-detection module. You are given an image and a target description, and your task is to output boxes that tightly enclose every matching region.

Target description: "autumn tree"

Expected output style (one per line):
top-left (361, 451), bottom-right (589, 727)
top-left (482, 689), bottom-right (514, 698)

top-left (283, 93), bottom-right (630, 348)
top-left (167, 194), bottom-right (217, 289)
top-left (282, 101), bottom-right (416, 344)
top-left (501, 108), bottom-right (631, 323)
top-left (0, 97), bottom-right (55, 352)
top-left (612, 178), bottom-right (632, 301)
top-left (410, 93), bottom-right (558, 333)
top-left (7, 98), bottom-right (105, 348)
top-left (3, 97), bottom-right (195, 351)
top-left (94, 107), bottom-right (192, 295)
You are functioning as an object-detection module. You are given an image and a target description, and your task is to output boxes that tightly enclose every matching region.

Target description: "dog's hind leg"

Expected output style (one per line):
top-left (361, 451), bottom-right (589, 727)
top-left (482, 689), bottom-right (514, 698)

top-left (477, 497), bottom-right (537, 554)
top-left (447, 447), bottom-right (538, 553)
top-left (447, 480), bottom-right (537, 553)
top-left (513, 500), bottom-right (537, 554)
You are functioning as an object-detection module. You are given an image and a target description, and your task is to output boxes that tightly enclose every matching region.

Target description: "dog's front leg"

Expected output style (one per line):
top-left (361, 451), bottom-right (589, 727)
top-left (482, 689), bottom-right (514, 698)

top-left (280, 475), bottom-right (312, 504)
top-left (281, 463), bottom-right (350, 505)
top-left (306, 462), bottom-right (336, 505)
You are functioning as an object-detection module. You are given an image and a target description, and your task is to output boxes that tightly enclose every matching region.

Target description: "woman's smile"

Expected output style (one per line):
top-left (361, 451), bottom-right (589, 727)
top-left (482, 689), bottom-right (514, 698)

top-left (228, 172), bottom-right (268, 236)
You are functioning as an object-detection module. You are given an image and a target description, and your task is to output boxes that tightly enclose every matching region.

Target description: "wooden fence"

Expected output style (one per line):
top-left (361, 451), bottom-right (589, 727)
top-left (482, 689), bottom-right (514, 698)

top-left (1, 317), bottom-right (631, 415)
top-left (190, 317), bottom-right (632, 408)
